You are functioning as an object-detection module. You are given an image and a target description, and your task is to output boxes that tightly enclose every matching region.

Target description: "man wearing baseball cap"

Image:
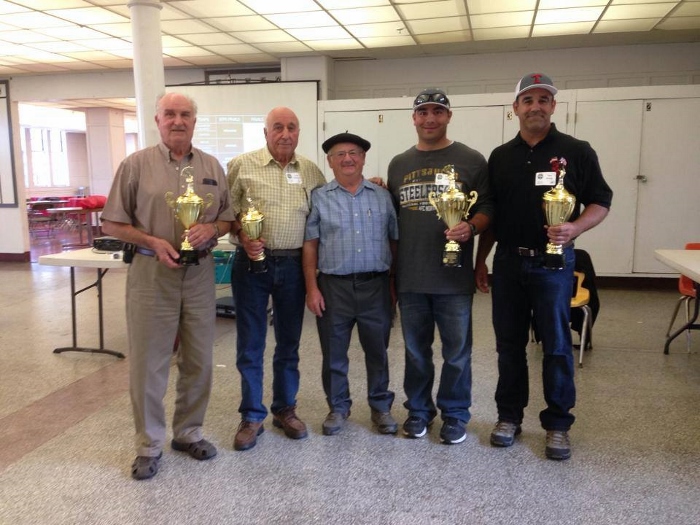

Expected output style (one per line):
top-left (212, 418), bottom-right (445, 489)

top-left (387, 88), bottom-right (493, 444)
top-left (475, 73), bottom-right (613, 460)
top-left (304, 132), bottom-right (399, 436)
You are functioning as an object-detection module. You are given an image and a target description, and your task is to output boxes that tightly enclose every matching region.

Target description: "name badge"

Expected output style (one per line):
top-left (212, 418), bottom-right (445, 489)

top-left (435, 172), bottom-right (450, 186)
top-left (285, 171), bottom-right (302, 184)
top-left (535, 171), bottom-right (557, 186)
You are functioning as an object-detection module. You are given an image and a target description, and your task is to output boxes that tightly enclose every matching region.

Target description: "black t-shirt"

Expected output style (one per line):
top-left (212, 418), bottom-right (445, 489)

top-left (488, 124), bottom-right (613, 249)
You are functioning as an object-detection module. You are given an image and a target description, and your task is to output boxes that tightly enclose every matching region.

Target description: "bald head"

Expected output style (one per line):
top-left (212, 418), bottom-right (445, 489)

top-left (264, 107), bottom-right (300, 164)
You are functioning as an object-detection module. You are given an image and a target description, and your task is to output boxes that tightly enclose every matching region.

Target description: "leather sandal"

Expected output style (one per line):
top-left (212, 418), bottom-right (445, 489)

top-left (171, 438), bottom-right (218, 460)
top-left (131, 452), bottom-right (162, 480)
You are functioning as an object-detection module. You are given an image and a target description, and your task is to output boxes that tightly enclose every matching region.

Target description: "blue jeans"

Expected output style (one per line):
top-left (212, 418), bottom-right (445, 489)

top-left (491, 245), bottom-right (576, 431)
top-left (399, 292), bottom-right (473, 424)
top-left (232, 249), bottom-right (306, 421)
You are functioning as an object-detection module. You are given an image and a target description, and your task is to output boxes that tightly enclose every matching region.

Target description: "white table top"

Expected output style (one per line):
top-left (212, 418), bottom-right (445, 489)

top-left (39, 247), bottom-right (127, 269)
top-left (654, 249), bottom-right (700, 284)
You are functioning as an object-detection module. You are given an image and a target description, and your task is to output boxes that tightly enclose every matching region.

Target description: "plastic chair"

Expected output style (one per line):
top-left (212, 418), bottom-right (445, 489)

top-left (571, 271), bottom-right (593, 367)
top-left (665, 242), bottom-right (700, 353)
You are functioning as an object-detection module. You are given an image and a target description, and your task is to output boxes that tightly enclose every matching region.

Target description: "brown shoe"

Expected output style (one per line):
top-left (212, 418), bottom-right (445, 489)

top-left (234, 420), bottom-right (264, 451)
top-left (272, 406), bottom-right (308, 439)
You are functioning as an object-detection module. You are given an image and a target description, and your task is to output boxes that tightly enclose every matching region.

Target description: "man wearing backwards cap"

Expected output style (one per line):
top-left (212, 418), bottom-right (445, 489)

top-left (475, 73), bottom-right (612, 460)
top-left (303, 132), bottom-right (399, 436)
top-left (387, 88), bottom-right (493, 445)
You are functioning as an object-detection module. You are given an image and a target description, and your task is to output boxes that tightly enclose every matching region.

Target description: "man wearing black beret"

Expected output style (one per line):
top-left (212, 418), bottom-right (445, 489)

top-left (304, 132), bottom-right (399, 436)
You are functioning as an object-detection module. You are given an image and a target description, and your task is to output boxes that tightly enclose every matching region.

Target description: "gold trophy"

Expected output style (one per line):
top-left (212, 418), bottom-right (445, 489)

top-left (165, 166), bottom-right (214, 266)
top-left (542, 157), bottom-right (576, 270)
top-left (240, 190), bottom-right (267, 273)
top-left (428, 165), bottom-right (478, 267)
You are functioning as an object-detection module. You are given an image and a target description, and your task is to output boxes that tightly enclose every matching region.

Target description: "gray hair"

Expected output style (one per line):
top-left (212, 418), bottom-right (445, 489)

top-left (155, 92), bottom-right (198, 116)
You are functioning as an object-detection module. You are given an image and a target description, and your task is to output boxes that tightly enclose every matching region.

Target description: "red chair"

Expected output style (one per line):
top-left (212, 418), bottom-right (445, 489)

top-left (665, 243), bottom-right (700, 353)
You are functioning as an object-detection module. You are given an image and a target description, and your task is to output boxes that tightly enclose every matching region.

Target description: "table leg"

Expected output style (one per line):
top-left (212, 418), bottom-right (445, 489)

top-left (53, 267), bottom-right (125, 359)
top-left (664, 282), bottom-right (700, 354)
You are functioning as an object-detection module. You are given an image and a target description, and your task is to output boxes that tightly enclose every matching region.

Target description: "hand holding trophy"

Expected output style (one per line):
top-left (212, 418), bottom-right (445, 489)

top-left (428, 165), bottom-right (478, 267)
top-left (240, 190), bottom-right (267, 274)
top-left (165, 166), bottom-right (214, 266)
top-left (542, 157), bottom-right (576, 270)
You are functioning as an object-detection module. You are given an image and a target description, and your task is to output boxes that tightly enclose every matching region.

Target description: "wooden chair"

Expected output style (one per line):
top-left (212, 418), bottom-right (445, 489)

top-left (665, 242), bottom-right (700, 353)
top-left (27, 201), bottom-right (57, 238)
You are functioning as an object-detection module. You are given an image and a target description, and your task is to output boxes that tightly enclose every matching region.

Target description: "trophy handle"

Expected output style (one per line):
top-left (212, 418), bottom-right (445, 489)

top-left (428, 191), bottom-right (442, 220)
top-left (464, 190), bottom-right (478, 219)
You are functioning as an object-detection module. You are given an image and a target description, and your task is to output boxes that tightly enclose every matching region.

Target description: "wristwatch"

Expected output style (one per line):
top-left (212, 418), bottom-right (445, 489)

top-left (468, 221), bottom-right (477, 238)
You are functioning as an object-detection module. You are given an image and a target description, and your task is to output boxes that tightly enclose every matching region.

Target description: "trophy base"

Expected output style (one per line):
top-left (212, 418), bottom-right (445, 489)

top-left (180, 249), bottom-right (199, 266)
top-left (442, 249), bottom-right (462, 268)
top-left (248, 256), bottom-right (268, 274)
top-left (543, 252), bottom-right (566, 270)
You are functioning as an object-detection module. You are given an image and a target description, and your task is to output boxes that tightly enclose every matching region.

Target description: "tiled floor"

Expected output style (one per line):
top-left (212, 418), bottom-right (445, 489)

top-left (1, 244), bottom-right (699, 524)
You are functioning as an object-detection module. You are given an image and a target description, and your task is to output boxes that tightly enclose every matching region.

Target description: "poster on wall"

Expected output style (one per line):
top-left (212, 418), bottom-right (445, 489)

top-left (0, 80), bottom-right (18, 207)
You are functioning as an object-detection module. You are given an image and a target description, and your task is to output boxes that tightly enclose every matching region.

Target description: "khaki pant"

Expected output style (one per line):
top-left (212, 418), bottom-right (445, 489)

top-left (126, 253), bottom-right (216, 457)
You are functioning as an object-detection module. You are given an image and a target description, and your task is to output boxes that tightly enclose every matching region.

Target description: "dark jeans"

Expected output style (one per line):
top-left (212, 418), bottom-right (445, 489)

top-left (399, 292), bottom-right (474, 424)
top-left (491, 244), bottom-right (576, 431)
top-left (316, 273), bottom-right (394, 414)
top-left (232, 249), bottom-right (306, 422)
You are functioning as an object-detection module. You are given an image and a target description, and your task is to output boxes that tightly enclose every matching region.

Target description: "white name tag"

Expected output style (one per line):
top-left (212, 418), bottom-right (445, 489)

top-left (535, 171), bottom-right (557, 186)
top-left (435, 172), bottom-right (450, 186)
top-left (285, 171), bottom-right (302, 184)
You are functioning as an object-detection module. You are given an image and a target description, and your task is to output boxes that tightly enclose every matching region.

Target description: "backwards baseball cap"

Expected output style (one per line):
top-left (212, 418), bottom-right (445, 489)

top-left (514, 73), bottom-right (558, 100)
top-left (322, 132), bottom-right (371, 153)
top-left (413, 88), bottom-right (450, 111)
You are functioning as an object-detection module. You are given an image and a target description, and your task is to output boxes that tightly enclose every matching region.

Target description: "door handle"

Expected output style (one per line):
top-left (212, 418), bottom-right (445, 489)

top-left (635, 175), bottom-right (648, 183)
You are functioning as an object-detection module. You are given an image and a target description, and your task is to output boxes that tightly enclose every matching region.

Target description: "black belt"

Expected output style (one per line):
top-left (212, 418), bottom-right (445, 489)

top-left (136, 247), bottom-right (211, 259)
top-left (324, 271), bottom-right (388, 281)
top-left (267, 248), bottom-right (302, 258)
top-left (507, 242), bottom-right (573, 257)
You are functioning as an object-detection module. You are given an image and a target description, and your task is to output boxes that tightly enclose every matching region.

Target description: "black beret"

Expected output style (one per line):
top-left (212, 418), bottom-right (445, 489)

top-left (322, 132), bottom-right (371, 153)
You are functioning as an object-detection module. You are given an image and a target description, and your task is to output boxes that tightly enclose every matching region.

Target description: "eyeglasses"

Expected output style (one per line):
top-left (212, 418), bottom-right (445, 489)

top-left (414, 92), bottom-right (450, 108)
top-left (329, 149), bottom-right (362, 159)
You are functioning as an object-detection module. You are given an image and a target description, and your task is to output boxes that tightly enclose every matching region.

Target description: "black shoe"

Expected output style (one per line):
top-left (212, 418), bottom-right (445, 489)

top-left (371, 410), bottom-right (398, 434)
top-left (440, 417), bottom-right (466, 444)
top-left (402, 416), bottom-right (430, 438)
top-left (322, 411), bottom-right (349, 436)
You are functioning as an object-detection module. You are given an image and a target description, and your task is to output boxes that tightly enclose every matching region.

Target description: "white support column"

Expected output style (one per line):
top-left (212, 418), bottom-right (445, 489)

top-left (128, 0), bottom-right (165, 148)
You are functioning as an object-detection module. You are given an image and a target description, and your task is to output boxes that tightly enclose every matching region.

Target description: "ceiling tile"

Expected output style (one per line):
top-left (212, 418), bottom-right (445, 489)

top-left (202, 43), bottom-right (261, 55)
top-left (161, 19), bottom-right (222, 34)
top-left (594, 19), bottom-right (658, 32)
top-left (358, 35), bottom-right (416, 47)
top-left (211, 16), bottom-right (278, 32)
top-left (61, 50), bottom-right (126, 61)
top-left (330, 6), bottom-right (401, 24)
top-left (178, 56), bottom-right (238, 66)
top-left (346, 22), bottom-right (408, 38)
top-left (603, 3), bottom-right (677, 19)
top-left (222, 52), bottom-right (277, 63)
top-left (27, 41), bottom-right (90, 53)
top-left (656, 15), bottom-right (700, 28)
top-left (88, 23), bottom-right (132, 38)
top-left (162, 46), bottom-right (215, 57)
top-left (470, 11), bottom-right (535, 29)
top-left (408, 17), bottom-right (470, 34)
top-left (286, 26), bottom-right (352, 40)
top-left (532, 21), bottom-right (596, 36)
top-left (170, 0), bottom-right (255, 17)
top-left (45, 7), bottom-right (128, 25)
top-left (78, 38), bottom-right (132, 51)
top-left (472, 26), bottom-right (531, 39)
top-left (1, 12), bottom-right (74, 29)
top-left (0, 30), bottom-right (57, 44)
top-left (12, 0), bottom-right (90, 8)
top-left (177, 33), bottom-right (243, 46)
top-left (255, 41), bottom-right (313, 53)
top-left (416, 30), bottom-right (472, 44)
top-left (235, 30), bottom-right (297, 43)
top-left (467, 0), bottom-right (536, 15)
top-left (305, 39), bottom-right (363, 50)
top-left (672, 3), bottom-right (700, 16)
top-left (38, 25), bottom-right (108, 40)
top-left (161, 35), bottom-right (194, 48)
top-left (539, 0), bottom-right (607, 8)
top-left (0, 2), bottom-right (30, 15)
top-left (399, 1), bottom-right (465, 19)
top-left (239, 0), bottom-right (321, 14)
top-left (319, 0), bottom-right (391, 7)
top-left (95, 59), bottom-right (134, 70)
top-left (265, 12), bottom-right (338, 28)
top-left (536, 7), bottom-right (605, 24)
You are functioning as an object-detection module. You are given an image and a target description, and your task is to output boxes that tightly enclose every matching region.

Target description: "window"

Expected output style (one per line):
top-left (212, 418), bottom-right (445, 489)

top-left (22, 127), bottom-right (70, 189)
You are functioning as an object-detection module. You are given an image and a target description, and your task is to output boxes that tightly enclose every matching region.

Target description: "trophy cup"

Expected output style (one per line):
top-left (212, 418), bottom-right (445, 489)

top-left (542, 157), bottom-right (576, 270)
top-left (165, 166), bottom-right (214, 266)
top-left (240, 191), bottom-right (267, 273)
top-left (428, 165), bottom-right (478, 267)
